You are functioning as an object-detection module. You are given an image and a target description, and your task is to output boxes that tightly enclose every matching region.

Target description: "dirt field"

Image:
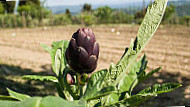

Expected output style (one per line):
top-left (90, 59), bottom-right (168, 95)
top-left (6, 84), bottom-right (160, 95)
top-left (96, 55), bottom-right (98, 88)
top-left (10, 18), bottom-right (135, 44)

top-left (0, 25), bottom-right (189, 106)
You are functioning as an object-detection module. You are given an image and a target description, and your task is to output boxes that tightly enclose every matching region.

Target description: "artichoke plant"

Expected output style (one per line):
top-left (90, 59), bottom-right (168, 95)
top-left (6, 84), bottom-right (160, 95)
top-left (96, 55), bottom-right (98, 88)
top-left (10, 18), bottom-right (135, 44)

top-left (66, 28), bottom-right (99, 74)
top-left (2, 1), bottom-right (182, 107)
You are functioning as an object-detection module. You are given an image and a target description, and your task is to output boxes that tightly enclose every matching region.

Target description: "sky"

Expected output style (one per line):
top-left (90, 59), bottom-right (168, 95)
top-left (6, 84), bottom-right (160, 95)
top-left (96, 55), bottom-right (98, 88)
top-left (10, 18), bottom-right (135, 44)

top-left (42, 0), bottom-right (153, 6)
top-left (42, 0), bottom-right (182, 7)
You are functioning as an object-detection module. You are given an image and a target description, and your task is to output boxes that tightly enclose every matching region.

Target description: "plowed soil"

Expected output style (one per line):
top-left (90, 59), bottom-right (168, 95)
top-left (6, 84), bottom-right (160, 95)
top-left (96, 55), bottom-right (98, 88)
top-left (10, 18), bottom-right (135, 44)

top-left (0, 25), bottom-right (189, 106)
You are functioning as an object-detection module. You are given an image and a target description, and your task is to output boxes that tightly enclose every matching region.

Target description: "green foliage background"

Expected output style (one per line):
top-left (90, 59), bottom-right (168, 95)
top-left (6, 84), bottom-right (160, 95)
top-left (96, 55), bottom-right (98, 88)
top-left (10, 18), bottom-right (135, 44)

top-left (0, 0), bottom-right (189, 28)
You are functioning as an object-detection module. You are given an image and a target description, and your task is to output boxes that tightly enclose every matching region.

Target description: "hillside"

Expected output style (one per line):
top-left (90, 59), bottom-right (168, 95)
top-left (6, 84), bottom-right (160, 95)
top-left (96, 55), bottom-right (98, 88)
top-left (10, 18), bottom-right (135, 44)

top-left (47, 0), bottom-right (190, 16)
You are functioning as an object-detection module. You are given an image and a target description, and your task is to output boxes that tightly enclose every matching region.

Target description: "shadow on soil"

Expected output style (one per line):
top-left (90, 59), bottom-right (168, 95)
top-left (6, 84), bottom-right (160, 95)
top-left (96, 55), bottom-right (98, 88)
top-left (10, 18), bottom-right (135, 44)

top-left (133, 69), bottom-right (190, 107)
top-left (0, 64), bottom-right (189, 106)
top-left (0, 64), bottom-right (57, 97)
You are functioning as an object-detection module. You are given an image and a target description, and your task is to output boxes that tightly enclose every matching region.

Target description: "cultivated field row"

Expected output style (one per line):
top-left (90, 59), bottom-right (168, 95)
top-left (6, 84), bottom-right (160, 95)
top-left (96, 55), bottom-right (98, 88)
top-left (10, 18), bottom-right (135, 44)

top-left (0, 25), bottom-right (189, 76)
top-left (0, 25), bottom-right (190, 106)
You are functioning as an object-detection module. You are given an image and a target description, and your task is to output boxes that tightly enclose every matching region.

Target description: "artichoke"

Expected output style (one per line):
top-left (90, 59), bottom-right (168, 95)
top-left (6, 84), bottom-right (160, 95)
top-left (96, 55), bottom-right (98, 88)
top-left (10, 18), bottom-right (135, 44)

top-left (66, 28), bottom-right (99, 74)
top-left (66, 73), bottom-right (75, 85)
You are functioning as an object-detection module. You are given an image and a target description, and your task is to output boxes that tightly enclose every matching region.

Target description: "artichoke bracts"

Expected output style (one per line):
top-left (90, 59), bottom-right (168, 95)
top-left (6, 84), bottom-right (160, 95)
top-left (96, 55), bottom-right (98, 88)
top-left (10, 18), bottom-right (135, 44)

top-left (66, 28), bottom-right (99, 74)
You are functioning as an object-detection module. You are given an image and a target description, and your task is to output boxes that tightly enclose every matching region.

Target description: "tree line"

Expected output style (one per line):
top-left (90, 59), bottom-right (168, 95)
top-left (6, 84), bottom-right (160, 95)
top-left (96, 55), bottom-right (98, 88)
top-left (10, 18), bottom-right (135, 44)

top-left (0, 1), bottom-right (189, 28)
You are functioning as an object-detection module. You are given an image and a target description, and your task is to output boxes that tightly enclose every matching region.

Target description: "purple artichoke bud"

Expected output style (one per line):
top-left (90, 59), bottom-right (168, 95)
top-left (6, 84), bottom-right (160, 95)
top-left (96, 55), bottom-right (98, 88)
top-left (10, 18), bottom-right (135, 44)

top-left (66, 28), bottom-right (99, 74)
top-left (66, 73), bottom-right (75, 85)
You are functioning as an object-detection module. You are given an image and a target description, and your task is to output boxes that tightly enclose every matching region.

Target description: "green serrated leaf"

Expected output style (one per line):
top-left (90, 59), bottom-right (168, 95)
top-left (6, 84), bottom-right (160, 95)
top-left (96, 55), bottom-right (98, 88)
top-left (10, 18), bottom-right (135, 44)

top-left (101, 93), bottom-right (119, 106)
top-left (40, 43), bottom-right (51, 53)
top-left (101, 54), bottom-right (148, 106)
top-left (100, 0), bottom-right (168, 105)
top-left (108, 83), bottom-right (181, 106)
top-left (22, 75), bottom-right (58, 83)
top-left (108, 83), bottom-right (181, 107)
top-left (54, 49), bottom-right (62, 75)
top-left (118, 54), bottom-right (147, 94)
top-left (86, 86), bottom-right (116, 101)
top-left (102, 0), bottom-right (168, 88)
top-left (82, 69), bottom-right (108, 101)
top-left (42, 40), bottom-right (69, 76)
top-left (86, 99), bottom-right (100, 107)
top-left (0, 95), bottom-right (18, 101)
top-left (40, 96), bottom-right (86, 107)
top-left (7, 88), bottom-right (31, 101)
top-left (52, 40), bottom-right (69, 70)
top-left (107, 93), bottom-right (157, 107)
top-left (139, 67), bottom-right (161, 82)
top-left (0, 96), bottom-right (86, 107)
top-left (138, 83), bottom-right (182, 95)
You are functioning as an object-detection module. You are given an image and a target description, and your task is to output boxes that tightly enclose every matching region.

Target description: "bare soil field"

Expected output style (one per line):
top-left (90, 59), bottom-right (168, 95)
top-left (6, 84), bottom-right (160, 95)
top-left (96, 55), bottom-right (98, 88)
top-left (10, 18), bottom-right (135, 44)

top-left (0, 25), bottom-right (189, 106)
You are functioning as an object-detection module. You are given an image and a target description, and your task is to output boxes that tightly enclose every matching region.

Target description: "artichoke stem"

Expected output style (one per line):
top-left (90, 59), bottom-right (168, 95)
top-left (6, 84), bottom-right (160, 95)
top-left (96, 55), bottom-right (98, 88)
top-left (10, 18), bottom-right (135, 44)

top-left (76, 73), bottom-right (83, 98)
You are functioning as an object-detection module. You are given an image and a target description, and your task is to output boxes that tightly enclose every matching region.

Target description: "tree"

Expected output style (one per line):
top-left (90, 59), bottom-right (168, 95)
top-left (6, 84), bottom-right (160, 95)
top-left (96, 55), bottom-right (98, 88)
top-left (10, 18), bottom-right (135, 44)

top-left (17, 5), bottom-right (31, 13)
top-left (65, 8), bottom-right (71, 19)
top-left (2, 1), bottom-right (15, 13)
top-left (0, 2), bottom-right (5, 14)
top-left (94, 6), bottom-right (113, 23)
top-left (162, 4), bottom-right (175, 24)
top-left (183, 15), bottom-right (190, 26)
top-left (134, 8), bottom-right (147, 24)
top-left (134, 8), bottom-right (146, 19)
top-left (17, 0), bottom-right (50, 20)
top-left (83, 3), bottom-right (92, 12)
top-left (112, 10), bottom-right (133, 24)
top-left (19, 0), bottom-right (41, 7)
